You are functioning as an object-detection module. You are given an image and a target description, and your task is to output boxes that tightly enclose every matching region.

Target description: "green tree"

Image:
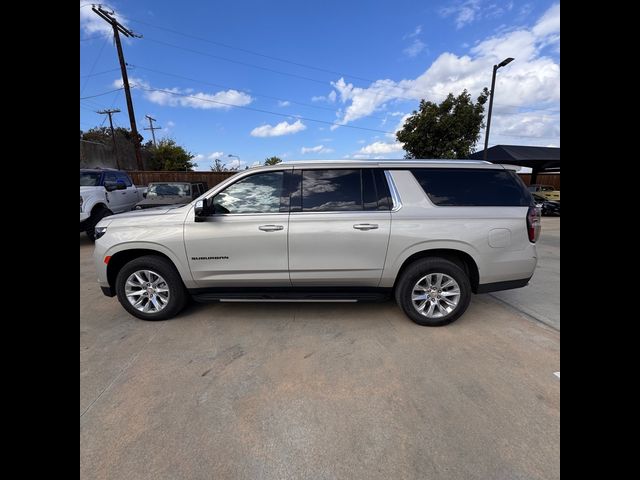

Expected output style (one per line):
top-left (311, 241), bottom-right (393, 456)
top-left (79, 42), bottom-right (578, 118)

top-left (264, 156), bottom-right (282, 166)
top-left (396, 88), bottom-right (489, 159)
top-left (147, 138), bottom-right (195, 171)
top-left (81, 126), bottom-right (142, 145)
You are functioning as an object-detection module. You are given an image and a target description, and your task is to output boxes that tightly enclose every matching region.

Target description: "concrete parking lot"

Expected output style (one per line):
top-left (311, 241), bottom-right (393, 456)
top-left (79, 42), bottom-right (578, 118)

top-left (80, 218), bottom-right (560, 480)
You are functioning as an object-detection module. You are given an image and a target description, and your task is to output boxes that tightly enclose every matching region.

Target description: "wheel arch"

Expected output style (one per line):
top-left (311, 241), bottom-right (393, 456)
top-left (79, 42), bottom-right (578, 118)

top-left (393, 248), bottom-right (480, 294)
top-left (106, 248), bottom-right (189, 294)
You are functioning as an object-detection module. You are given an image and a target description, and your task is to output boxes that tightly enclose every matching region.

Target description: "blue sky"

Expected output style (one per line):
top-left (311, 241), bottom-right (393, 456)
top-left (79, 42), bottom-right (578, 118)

top-left (80, 0), bottom-right (560, 171)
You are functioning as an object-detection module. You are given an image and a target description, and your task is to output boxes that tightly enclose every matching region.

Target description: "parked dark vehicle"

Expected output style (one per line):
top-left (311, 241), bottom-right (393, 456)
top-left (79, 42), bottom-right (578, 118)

top-left (135, 182), bottom-right (207, 210)
top-left (532, 193), bottom-right (560, 216)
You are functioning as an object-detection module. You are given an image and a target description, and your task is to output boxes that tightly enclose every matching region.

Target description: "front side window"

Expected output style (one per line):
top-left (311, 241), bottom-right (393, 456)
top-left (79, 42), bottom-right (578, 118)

top-left (301, 169), bottom-right (362, 212)
top-left (213, 171), bottom-right (284, 214)
top-left (117, 173), bottom-right (133, 187)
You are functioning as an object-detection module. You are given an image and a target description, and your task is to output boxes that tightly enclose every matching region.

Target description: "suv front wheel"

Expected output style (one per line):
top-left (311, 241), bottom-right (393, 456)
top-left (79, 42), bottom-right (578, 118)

top-left (395, 258), bottom-right (471, 326)
top-left (115, 255), bottom-right (188, 321)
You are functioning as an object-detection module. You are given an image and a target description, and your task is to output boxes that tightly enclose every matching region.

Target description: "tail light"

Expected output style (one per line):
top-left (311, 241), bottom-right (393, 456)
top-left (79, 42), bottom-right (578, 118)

top-left (527, 206), bottom-right (541, 243)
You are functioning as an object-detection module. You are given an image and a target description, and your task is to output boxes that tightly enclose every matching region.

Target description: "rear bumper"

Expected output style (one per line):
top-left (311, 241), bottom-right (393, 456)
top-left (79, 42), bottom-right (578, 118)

top-left (476, 277), bottom-right (531, 294)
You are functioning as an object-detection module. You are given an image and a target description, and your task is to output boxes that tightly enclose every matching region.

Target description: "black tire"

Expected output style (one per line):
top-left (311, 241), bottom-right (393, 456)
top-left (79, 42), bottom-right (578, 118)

top-left (115, 255), bottom-right (188, 321)
top-left (85, 207), bottom-right (112, 241)
top-left (395, 258), bottom-right (472, 326)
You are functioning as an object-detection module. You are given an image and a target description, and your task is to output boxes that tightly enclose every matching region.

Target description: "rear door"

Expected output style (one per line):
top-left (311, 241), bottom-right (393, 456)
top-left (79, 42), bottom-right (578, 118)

top-left (288, 168), bottom-right (392, 286)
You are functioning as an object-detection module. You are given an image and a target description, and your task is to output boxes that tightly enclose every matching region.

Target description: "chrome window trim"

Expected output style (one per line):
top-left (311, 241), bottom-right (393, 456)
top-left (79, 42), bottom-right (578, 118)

top-left (384, 170), bottom-right (402, 212)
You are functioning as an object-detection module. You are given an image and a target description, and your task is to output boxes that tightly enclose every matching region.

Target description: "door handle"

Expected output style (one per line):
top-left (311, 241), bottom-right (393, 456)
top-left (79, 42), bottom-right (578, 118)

top-left (258, 224), bottom-right (284, 232)
top-left (353, 223), bottom-right (379, 230)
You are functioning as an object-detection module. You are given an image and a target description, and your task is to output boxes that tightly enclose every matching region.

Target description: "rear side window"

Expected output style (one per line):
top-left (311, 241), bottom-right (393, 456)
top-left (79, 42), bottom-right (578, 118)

top-left (301, 169), bottom-right (362, 211)
top-left (410, 168), bottom-right (532, 206)
top-left (297, 169), bottom-right (392, 212)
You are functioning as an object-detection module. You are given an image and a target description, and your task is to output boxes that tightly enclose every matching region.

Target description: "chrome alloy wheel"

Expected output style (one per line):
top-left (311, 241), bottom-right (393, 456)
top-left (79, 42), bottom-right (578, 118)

top-left (411, 273), bottom-right (461, 318)
top-left (125, 270), bottom-right (170, 313)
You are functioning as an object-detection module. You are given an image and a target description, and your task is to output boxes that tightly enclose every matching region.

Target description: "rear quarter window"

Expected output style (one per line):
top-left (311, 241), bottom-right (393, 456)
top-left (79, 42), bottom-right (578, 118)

top-left (410, 168), bottom-right (532, 206)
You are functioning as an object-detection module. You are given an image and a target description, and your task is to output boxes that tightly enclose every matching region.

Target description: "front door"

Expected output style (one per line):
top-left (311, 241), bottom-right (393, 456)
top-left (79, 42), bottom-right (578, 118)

top-left (184, 169), bottom-right (290, 287)
top-left (288, 168), bottom-right (392, 286)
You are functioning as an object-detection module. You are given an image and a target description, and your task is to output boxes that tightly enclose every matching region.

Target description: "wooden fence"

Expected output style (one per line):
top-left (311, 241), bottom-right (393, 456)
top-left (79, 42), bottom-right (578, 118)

top-left (128, 171), bottom-right (236, 189)
top-left (128, 170), bottom-right (560, 190)
top-left (517, 173), bottom-right (560, 189)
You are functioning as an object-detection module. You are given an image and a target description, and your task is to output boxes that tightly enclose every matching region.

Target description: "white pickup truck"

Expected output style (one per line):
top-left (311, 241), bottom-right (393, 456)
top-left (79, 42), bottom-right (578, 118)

top-left (80, 168), bottom-right (143, 240)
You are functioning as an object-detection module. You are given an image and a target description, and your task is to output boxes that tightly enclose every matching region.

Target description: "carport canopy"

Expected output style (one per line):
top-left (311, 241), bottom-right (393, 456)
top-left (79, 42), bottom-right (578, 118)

top-left (468, 145), bottom-right (559, 183)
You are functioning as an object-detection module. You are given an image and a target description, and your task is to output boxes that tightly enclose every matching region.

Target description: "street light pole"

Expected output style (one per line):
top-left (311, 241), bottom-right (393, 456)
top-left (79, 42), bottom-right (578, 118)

top-left (483, 57), bottom-right (514, 160)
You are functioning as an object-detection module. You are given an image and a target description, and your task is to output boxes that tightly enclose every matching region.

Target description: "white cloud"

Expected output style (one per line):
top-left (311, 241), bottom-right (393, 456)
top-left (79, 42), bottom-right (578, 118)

top-left (117, 78), bottom-right (253, 110)
top-left (328, 4), bottom-right (559, 145)
top-left (301, 145), bottom-right (334, 154)
top-left (166, 120), bottom-right (175, 127)
top-left (532, 4), bottom-right (559, 37)
top-left (250, 119), bottom-right (306, 137)
top-left (278, 100), bottom-right (291, 107)
top-left (403, 25), bottom-right (422, 39)
top-left (80, 2), bottom-right (115, 37)
top-left (440, 0), bottom-right (482, 29)
top-left (207, 151), bottom-right (225, 160)
top-left (358, 141), bottom-right (404, 155)
top-left (403, 39), bottom-right (427, 58)
top-left (311, 90), bottom-right (337, 103)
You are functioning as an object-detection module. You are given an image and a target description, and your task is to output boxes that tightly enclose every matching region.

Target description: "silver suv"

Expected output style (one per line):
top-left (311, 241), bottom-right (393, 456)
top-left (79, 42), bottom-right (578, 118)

top-left (93, 160), bottom-right (540, 326)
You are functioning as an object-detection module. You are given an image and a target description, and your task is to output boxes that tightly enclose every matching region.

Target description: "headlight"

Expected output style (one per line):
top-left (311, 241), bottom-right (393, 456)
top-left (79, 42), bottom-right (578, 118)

top-left (94, 226), bottom-right (107, 240)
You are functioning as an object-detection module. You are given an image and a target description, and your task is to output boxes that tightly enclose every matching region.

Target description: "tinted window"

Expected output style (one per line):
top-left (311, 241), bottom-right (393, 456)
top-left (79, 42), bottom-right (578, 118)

top-left (117, 172), bottom-right (132, 187)
top-left (103, 172), bottom-right (118, 183)
top-left (214, 171), bottom-right (284, 214)
top-left (411, 168), bottom-right (532, 206)
top-left (302, 169), bottom-right (362, 212)
top-left (373, 169), bottom-right (392, 210)
top-left (80, 172), bottom-right (101, 186)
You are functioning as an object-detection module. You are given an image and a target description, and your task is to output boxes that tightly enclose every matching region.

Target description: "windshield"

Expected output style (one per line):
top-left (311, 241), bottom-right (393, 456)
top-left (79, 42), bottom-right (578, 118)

top-left (540, 186), bottom-right (554, 191)
top-left (80, 172), bottom-right (101, 186)
top-left (147, 183), bottom-right (191, 197)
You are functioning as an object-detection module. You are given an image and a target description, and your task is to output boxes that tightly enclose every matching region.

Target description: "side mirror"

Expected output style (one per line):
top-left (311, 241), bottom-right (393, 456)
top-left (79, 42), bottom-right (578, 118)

top-left (142, 191), bottom-right (147, 198)
top-left (194, 198), bottom-right (215, 222)
top-left (104, 181), bottom-right (118, 192)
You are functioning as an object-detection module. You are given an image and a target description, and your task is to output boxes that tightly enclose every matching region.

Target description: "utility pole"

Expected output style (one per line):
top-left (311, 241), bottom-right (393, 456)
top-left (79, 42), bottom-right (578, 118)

top-left (97, 109), bottom-right (121, 169)
top-left (144, 115), bottom-right (162, 147)
top-left (92, 5), bottom-right (145, 170)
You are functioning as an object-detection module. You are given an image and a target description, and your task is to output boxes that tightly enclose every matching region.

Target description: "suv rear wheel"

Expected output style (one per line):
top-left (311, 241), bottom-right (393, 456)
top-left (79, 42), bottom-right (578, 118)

top-left (395, 258), bottom-right (471, 326)
top-left (115, 255), bottom-right (188, 321)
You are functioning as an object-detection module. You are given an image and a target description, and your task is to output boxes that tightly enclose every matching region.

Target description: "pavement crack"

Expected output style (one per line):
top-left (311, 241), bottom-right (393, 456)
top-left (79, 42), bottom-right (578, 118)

top-left (80, 323), bottom-right (165, 419)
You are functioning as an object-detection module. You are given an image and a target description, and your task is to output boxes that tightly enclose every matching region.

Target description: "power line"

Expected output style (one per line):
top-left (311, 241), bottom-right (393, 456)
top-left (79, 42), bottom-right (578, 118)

top-left (144, 115), bottom-right (162, 146)
top-left (80, 36), bottom-right (109, 95)
top-left (125, 16), bottom-right (374, 83)
top-left (80, 87), bottom-right (124, 100)
top-left (80, 67), bottom-right (122, 78)
top-left (141, 36), bottom-right (559, 114)
top-left (130, 84), bottom-right (394, 134)
top-left (128, 63), bottom-right (388, 121)
top-left (80, 34), bottom-right (106, 42)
